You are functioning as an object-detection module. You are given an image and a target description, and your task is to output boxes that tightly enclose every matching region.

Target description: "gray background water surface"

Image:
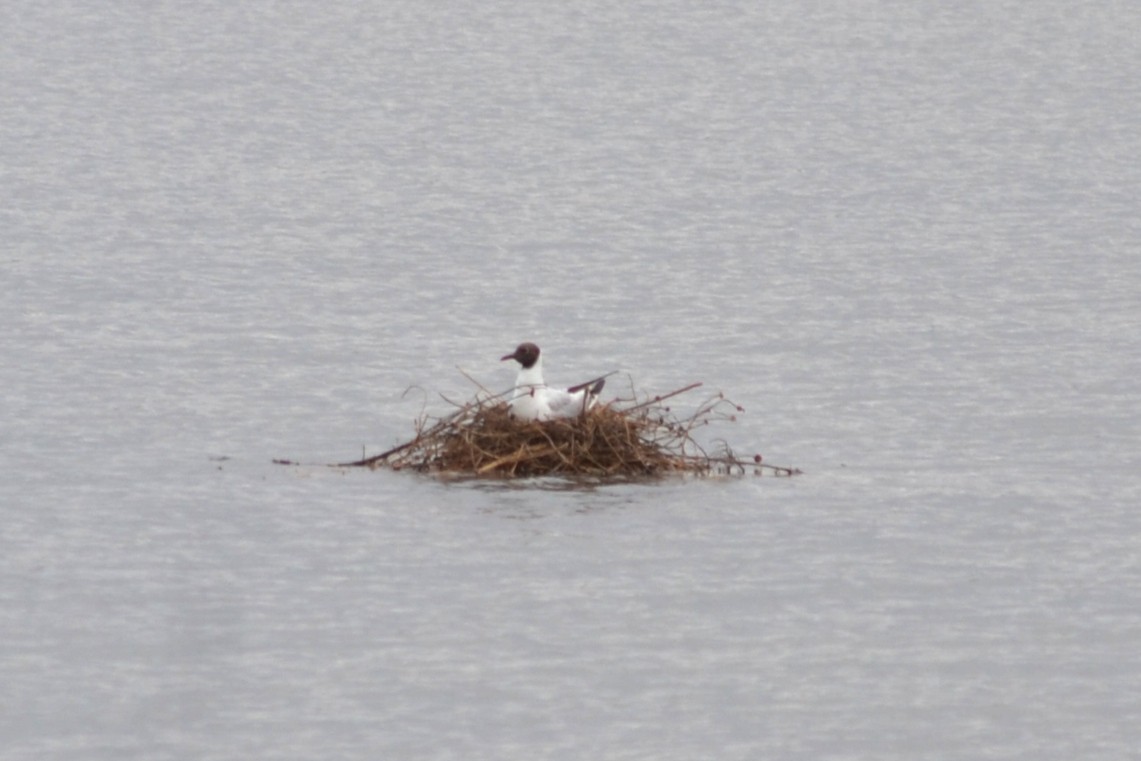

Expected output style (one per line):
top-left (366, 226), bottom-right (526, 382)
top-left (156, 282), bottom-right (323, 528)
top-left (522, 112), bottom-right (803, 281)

top-left (3, 1), bottom-right (1139, 759)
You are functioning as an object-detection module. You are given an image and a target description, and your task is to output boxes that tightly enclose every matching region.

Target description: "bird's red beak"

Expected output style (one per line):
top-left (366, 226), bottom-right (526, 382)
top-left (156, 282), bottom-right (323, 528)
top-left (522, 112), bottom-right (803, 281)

top-left (500, 352), bottom-right (514, 362)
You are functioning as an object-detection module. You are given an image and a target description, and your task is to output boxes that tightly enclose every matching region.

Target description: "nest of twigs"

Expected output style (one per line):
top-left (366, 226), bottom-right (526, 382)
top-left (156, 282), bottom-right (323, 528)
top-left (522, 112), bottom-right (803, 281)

top-left (333, 380), bottom-right (799, 478)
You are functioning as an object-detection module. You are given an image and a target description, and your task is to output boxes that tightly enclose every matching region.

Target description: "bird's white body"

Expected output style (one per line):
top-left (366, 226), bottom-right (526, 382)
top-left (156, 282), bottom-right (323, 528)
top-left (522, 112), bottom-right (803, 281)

top-left (508, 357), bottom-right (593, 421)
top-left (502, 343), bottom-right (603, 422)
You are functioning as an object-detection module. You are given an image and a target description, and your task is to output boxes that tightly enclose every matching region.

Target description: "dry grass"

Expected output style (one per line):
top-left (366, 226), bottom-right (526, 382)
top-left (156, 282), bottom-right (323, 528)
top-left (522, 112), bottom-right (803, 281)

top-left (336, 380), bottom-right (800, 478)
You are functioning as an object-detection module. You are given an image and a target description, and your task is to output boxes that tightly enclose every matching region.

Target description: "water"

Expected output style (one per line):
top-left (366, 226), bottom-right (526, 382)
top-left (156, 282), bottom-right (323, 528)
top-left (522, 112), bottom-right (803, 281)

top-left (3, 1), bottom-right (1139, 758)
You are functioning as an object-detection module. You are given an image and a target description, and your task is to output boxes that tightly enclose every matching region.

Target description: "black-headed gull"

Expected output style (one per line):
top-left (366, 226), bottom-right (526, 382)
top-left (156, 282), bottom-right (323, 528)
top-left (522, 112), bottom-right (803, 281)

top-left (500, 342), bottom-right (605, 422)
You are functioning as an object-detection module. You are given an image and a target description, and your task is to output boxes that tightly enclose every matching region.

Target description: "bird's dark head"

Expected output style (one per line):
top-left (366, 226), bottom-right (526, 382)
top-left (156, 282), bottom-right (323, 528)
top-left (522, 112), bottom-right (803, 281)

top-left (500, 342), bottom-right (541, 369)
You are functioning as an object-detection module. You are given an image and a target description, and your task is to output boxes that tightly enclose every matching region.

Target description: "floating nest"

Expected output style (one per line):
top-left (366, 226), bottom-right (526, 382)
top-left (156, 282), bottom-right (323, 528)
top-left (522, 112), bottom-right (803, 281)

top-left (328, 380), bottom-right (799, 479)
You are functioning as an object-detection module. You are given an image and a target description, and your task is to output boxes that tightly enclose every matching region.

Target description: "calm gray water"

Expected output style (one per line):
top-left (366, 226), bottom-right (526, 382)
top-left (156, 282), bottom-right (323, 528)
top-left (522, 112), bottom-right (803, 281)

top-left (3, 1), bottom-right (1140, 759)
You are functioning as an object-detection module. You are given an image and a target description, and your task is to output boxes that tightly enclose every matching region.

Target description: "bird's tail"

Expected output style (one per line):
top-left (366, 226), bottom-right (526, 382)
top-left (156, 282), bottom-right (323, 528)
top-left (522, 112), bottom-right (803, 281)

top-left (567, 377), bottom-right (606, 413)
top-left (567, 372), bottom-right (614, 396)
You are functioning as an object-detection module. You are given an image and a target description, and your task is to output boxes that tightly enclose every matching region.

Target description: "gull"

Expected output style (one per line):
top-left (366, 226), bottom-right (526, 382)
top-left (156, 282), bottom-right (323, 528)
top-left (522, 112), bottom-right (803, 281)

top-left (500, 342), bottom-right (605, 422)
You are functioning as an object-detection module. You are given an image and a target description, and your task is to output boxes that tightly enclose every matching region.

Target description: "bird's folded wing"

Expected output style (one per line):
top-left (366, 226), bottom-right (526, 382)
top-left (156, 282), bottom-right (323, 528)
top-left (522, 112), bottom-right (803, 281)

top-left (543, 389), bottom-right (581, 415)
